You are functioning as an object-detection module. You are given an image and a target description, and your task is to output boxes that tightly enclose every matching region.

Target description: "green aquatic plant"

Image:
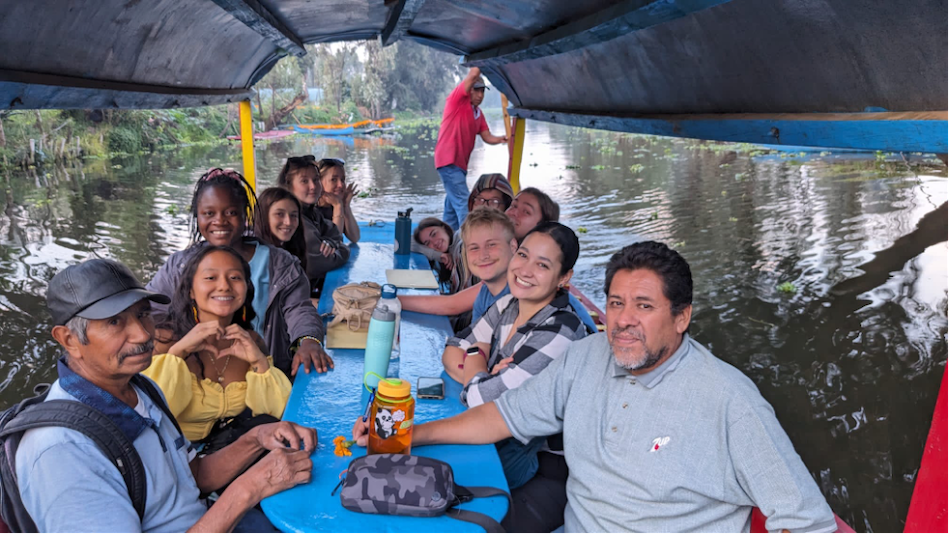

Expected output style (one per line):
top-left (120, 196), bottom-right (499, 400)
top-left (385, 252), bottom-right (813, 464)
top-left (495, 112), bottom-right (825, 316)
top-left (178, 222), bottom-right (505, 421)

top-left (629, 164), bottom-right (644, 173)
top-left (565, 164), bottom-right (581, 170)
top-left (777, 282), bottom-right (797, 294)
top-left (165, 205), bottom-right (179, 216)
top-left (591, 164), bottom-right (607, 170)
top-left (577, 227), bottom-right (588, 234)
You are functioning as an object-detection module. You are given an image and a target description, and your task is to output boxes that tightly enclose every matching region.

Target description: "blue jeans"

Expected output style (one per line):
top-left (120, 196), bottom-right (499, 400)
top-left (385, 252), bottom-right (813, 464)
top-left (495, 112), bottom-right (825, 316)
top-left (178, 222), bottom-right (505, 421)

top-left (438, 164), bottom-right (469, 231)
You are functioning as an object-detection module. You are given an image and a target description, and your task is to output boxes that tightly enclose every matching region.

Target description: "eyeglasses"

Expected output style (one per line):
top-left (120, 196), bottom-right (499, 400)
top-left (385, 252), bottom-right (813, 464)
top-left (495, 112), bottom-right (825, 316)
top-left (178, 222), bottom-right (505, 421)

top-left (473, 197), bottom-right (503, 207)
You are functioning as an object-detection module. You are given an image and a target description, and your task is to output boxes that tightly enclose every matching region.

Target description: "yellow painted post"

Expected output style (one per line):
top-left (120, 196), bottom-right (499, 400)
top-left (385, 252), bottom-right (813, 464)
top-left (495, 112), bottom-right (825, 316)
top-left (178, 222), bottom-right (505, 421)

top-left (239, 100), bottom-right (256, 191)
top-left (508, 117), bottom-right (526, 194)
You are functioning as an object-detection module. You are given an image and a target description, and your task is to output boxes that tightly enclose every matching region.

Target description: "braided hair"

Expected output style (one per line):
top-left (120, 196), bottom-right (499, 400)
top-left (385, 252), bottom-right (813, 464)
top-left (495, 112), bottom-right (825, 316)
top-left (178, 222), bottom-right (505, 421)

top-left (188, 168), bottom-right (258, 245)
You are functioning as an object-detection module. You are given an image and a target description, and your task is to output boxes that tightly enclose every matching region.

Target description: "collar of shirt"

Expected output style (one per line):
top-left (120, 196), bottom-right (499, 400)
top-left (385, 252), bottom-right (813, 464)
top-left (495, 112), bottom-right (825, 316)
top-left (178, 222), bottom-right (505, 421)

top-left (57, 357), bottom-right (149, 443)
top-left (611, 333), bottom-right (692, 388)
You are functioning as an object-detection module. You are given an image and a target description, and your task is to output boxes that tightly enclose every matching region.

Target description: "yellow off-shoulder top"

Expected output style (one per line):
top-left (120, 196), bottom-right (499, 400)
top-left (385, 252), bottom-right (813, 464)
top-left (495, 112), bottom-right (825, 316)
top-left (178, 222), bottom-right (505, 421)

top-left (143, 353), bottom-right (292, 442)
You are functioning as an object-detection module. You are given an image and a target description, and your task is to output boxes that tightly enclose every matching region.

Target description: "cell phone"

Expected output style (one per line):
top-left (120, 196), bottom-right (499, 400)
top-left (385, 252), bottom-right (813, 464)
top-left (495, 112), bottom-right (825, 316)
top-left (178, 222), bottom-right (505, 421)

top-left (417, 377), bottom-right (445, 400)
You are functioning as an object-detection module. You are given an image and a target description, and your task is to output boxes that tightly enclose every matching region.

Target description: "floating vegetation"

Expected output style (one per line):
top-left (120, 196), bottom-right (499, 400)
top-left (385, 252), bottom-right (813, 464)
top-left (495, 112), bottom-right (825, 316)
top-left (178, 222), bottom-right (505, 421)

top-left (629, 164), bottom-right (644, 173)
top-left (728, 217), bottom-right (738, 222)
top-left (734, 172), bottom-right (748, 181)
top-left (565, 164), bottom-right (581, 170)
top-left (165, 205), bottom-right (179, 216)
top-left (777, 282), bottom-right (797, 294)
top-left (577, 227), bottom-right (588, 234)
top-left (649, 211), bottom-right (659, 221)
top-left (591, 164), bottom-right (607, 170)
top-left (672, 241), bottom-right (686, 248)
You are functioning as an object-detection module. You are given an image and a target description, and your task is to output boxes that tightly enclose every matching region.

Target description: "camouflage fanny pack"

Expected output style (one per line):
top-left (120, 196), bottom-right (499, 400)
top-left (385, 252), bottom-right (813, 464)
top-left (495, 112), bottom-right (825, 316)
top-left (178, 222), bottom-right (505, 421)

top-left (339, 454), bottom-right (510, 532)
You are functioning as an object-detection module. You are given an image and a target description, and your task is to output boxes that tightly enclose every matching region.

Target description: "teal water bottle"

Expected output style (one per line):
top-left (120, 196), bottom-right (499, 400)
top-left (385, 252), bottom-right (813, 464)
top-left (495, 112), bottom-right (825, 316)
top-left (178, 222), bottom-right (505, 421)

top-left (395, 208), bottom-right (413, 255)
top-left (363, 303), bottom-right (396, 389)
top-left (377, 284), bottom-right (401, 359)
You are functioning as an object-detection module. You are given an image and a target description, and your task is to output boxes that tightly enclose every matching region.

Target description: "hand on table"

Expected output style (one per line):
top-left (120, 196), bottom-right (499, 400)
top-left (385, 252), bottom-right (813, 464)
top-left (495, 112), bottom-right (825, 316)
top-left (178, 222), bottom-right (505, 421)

top-left (253, 421), bottom-right (318, 452)
top-left (352, 417), bottom-right (370, 448)
top-left (292, 338), bottom-right (334, 375)
top-left (238, 447), bottom-right (313, 502)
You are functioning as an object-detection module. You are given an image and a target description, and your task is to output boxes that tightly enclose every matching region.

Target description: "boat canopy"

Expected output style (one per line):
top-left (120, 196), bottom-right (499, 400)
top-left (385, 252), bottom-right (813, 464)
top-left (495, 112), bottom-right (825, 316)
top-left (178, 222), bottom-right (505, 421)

top-left (1, 0), bottom-right (946, 151)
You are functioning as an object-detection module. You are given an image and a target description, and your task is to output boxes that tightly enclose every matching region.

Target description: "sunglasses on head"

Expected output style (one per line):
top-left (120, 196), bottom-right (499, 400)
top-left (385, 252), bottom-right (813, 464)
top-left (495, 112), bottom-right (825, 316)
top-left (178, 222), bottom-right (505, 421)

top-left (317, 157), bottom-right (346, 169)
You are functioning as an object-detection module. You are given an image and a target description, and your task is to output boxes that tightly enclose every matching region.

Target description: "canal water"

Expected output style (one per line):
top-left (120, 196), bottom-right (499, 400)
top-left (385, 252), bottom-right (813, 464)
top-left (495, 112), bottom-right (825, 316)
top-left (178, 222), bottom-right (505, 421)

top-left (0, 117), bottom-right (945, 532)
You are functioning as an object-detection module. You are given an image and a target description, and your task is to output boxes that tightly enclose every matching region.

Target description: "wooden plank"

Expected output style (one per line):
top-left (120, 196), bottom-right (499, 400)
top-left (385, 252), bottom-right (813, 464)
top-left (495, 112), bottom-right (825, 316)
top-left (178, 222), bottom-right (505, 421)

top-left (209, 0), bottom-right (306, 57)
top-left (509, 108), bottom-right (949, 153)
top-left (380, 0), bottom-right (427, 47)
top-left (464, 0), bottom-right (733, 69)
top-left (904, 366), bottom-right (948, 533)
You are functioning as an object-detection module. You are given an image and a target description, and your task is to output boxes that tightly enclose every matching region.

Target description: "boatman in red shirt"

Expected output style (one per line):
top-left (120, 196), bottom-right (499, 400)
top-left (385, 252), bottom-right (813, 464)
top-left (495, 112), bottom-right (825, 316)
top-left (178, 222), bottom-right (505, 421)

top-left (434, 67), bottom-right (508, 230)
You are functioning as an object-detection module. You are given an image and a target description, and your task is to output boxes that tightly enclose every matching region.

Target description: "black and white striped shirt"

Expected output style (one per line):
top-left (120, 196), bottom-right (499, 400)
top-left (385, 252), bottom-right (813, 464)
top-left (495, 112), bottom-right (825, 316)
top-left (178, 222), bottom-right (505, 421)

top-left (447, 289), bottom-right (589, 407)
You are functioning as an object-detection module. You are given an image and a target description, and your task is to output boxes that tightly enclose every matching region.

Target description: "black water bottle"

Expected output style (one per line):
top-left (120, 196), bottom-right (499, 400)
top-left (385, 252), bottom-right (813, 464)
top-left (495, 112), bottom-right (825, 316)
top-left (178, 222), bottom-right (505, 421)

top-left (395, 208), bottom-right (413, 255)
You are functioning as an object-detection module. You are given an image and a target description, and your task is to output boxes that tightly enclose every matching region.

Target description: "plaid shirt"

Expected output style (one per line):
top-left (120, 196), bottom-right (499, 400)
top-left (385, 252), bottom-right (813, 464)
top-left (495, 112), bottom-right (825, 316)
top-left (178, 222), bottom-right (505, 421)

top-left (447, 289), bottom-right (588, 407)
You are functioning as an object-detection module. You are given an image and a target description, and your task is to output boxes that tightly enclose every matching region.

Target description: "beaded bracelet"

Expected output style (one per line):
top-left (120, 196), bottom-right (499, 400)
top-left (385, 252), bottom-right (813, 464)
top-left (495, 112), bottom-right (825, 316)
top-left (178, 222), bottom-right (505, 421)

top-left (296, 335), bottom-right (323, 346)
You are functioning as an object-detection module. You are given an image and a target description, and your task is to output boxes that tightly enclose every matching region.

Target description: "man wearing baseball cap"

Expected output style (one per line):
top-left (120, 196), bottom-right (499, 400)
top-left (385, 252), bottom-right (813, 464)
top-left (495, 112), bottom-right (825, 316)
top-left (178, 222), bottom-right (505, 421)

top-left (434, 67), bottom-right (509, 230)
top-left (15, 258), bottom-right (317, 532)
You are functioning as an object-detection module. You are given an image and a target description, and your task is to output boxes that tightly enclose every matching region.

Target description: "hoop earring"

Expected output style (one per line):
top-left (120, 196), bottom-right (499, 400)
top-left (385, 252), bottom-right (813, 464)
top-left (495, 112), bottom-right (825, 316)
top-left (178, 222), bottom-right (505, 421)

top-left (192, 304), bottom-right (200, 323)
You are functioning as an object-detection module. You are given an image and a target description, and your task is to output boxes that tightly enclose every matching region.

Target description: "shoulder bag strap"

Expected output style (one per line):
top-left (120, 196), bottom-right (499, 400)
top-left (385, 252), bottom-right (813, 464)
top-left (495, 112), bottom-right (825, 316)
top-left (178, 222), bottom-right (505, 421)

top-left (449, 484), bottom-right (512, 533)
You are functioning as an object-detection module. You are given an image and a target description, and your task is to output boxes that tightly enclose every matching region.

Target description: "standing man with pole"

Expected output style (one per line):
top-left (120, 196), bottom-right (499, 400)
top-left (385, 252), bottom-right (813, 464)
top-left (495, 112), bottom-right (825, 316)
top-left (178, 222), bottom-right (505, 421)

top-left (434, 67), bottom-right (508, 230)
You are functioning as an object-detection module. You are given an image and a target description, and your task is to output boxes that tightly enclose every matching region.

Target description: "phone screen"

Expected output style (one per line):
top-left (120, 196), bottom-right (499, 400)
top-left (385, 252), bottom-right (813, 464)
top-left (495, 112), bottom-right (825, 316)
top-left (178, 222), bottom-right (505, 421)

top-left (417, 377), bottom-right (445, 399)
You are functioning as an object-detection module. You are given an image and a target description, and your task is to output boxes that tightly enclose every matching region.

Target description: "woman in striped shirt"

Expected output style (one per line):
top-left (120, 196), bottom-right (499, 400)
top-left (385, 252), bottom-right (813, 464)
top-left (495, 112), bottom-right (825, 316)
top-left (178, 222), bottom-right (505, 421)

top-left (442, 222), bottom-right (589, 529)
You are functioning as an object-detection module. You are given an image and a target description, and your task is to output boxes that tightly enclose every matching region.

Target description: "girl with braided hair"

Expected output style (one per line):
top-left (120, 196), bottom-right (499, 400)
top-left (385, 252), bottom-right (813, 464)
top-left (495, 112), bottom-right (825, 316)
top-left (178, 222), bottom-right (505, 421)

top-left (147, 168), bottom-right (333, 377)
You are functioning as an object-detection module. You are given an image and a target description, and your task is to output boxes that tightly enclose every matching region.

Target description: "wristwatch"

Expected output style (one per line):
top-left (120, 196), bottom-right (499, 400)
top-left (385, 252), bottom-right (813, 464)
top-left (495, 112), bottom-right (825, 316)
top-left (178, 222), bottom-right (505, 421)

top-left (459, 346), bottom-right (488, 369)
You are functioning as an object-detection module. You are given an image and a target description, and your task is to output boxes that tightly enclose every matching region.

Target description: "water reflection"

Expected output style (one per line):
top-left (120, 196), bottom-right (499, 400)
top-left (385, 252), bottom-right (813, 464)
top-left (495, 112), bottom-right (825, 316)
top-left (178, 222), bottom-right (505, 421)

top-left (0, 119), bottom-right (945, 533)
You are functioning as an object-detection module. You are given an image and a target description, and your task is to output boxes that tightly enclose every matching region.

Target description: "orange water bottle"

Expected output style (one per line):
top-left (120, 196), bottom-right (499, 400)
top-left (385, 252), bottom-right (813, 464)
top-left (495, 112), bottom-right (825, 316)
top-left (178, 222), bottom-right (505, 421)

top-left (367, 378), bottom-right (414, 455)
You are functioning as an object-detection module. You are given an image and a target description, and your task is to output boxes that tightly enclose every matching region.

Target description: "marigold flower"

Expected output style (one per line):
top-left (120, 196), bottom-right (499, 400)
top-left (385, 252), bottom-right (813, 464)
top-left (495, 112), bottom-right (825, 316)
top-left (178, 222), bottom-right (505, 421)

top-left (333, 435), bottom-right (355, 456)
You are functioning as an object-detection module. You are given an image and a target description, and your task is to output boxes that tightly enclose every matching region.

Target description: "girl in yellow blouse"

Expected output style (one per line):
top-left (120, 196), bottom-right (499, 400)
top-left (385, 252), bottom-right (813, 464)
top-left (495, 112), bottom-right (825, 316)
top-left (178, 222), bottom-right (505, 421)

top-left (145, 245), bottom-right (292, 446)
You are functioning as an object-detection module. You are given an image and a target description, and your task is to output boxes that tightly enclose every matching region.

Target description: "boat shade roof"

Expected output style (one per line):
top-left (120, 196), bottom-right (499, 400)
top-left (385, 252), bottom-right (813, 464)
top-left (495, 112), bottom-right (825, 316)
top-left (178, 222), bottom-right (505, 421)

top-left (0, 0), bottom-right (946, 150)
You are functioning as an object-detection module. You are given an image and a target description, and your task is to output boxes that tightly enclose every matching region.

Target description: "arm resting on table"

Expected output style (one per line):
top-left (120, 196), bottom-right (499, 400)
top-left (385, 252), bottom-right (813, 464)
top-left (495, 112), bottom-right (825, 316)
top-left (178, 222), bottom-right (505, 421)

top-left (413, 402), bottom-right (512, 446)
top-left (400, 283), bottom-right (482, 316)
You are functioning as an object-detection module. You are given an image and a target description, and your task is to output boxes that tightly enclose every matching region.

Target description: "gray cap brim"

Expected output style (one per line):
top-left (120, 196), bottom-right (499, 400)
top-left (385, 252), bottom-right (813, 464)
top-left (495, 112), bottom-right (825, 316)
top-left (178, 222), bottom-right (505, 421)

top-left (74, 288), bottom-right (170, 320)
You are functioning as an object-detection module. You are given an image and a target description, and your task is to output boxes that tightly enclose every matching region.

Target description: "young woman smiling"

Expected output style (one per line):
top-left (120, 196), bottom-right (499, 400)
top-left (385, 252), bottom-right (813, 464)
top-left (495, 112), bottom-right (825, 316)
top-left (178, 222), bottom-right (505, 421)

top-left (277, 156), bottom-right (349, 292)
top-left (441, 223), bottom-right (588, 498)
top-left (253, 187), bottom-right (307, 271)
top-left (147, 168), bottom-right (333, 377)
top-left (315, 158), bottom-right (360, 243)
top-left (145, 246), bottom-right (291, 446)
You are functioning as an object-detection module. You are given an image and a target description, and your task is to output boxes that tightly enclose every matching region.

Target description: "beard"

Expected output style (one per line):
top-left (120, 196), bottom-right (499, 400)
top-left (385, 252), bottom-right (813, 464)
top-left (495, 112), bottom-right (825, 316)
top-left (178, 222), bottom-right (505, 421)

top-left (609, 327), bottom-right (668, 371)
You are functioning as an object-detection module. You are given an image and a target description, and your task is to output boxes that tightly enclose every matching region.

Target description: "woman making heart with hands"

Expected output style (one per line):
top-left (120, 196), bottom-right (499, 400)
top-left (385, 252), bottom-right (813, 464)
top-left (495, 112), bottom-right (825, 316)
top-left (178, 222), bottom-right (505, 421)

top-left (146, 246), bottom-right (292, 447)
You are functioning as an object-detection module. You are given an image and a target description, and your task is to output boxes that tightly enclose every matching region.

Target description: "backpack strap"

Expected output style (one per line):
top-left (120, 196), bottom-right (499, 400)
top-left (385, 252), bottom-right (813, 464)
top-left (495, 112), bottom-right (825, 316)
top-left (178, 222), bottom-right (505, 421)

top-left (131, 375), bottom-right (184, 438)
top-left (449, 484), bottom-right (512, 533)
top-left (0, 399), bottom-right (147, 524)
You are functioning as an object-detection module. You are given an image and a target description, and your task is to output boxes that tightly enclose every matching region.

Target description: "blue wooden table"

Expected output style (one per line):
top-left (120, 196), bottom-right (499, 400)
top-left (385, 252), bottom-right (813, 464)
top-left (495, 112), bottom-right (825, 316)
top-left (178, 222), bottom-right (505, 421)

top-left (261, 222), bottom-right (510, 532)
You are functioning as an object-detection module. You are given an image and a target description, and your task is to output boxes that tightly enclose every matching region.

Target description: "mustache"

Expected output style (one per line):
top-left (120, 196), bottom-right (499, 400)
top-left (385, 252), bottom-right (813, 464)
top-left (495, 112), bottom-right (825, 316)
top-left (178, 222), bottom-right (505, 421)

top-left (118, 340), bottom-right (155, 363)
top-left (610, 326), bottom-right (643, 340)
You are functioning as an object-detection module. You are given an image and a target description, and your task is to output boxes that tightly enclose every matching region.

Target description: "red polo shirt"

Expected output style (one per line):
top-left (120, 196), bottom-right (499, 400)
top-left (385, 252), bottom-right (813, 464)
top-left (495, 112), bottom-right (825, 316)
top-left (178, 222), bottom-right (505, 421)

top-left (434, 82), bottom-right (489, 171)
